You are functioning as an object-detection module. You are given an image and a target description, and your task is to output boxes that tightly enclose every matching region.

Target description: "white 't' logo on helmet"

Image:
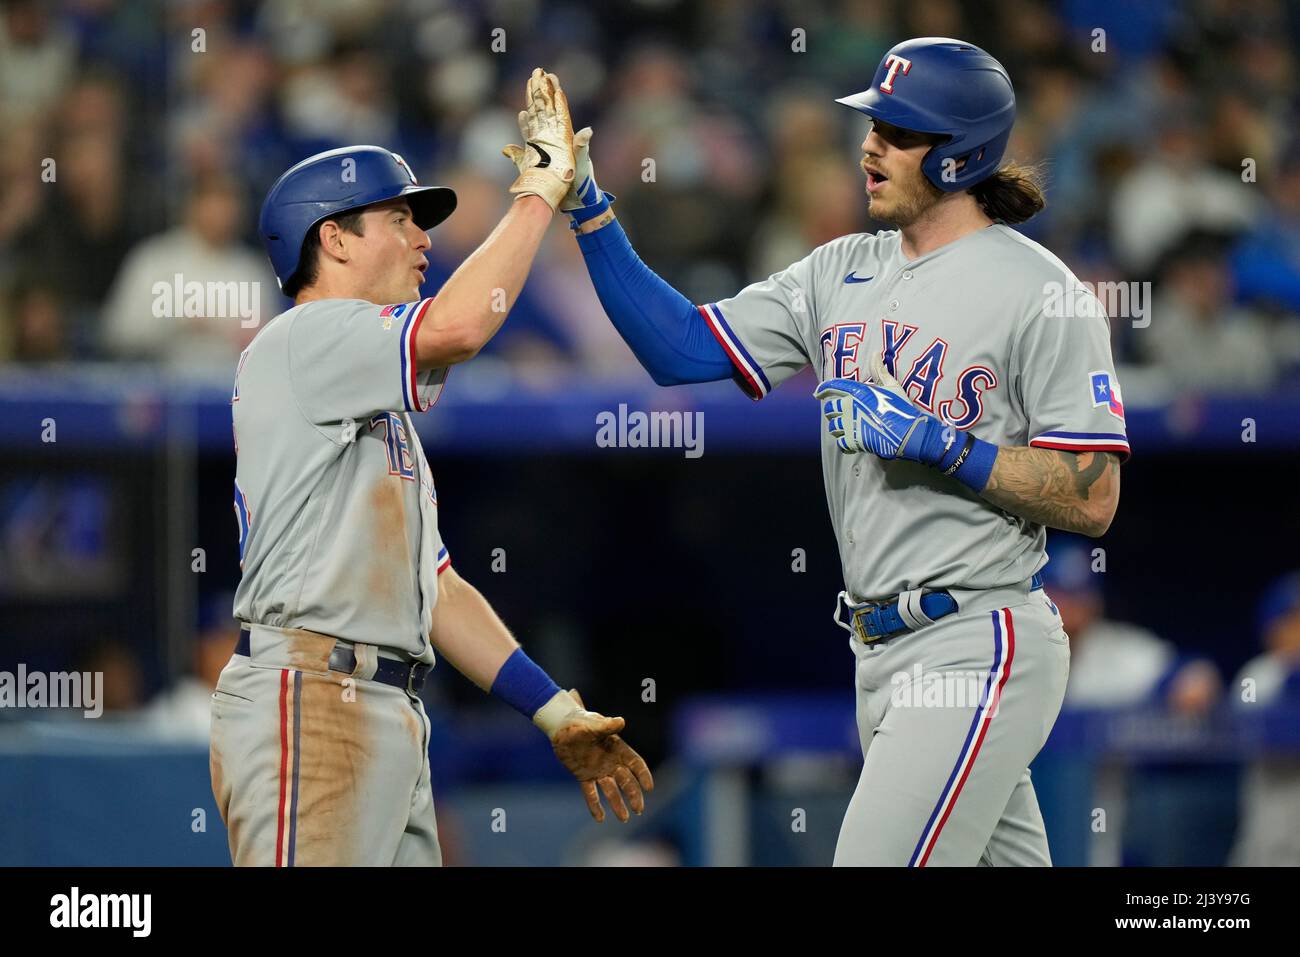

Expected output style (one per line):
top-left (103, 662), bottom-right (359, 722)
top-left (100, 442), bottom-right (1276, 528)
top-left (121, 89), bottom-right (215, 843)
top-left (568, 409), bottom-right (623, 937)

top-left (879, 54), bottom-right (913, 94)
top-left (392, 152), bottom-right (417, 184)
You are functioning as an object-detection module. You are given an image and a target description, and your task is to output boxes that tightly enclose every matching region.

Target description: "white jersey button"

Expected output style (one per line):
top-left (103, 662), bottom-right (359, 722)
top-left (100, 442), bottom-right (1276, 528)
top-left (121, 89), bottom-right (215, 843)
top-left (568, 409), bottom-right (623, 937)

top-left (903, 271), bottom-right (913, 280)
top-left (889, 299), bottom-right (900, 310)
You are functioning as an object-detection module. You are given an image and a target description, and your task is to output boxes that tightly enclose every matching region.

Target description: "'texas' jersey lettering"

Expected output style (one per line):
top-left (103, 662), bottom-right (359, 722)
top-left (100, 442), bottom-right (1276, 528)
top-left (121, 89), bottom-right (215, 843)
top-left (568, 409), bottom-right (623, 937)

top-left (820, 319), bottom-right (995, 428)
top-left (697, 224), bottom-right (1130, 599)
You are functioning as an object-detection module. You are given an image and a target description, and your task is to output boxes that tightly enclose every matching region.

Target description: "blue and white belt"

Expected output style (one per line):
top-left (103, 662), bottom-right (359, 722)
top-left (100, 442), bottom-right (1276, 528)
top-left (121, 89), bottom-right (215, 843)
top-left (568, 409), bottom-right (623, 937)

top-left (834, 573), bottom-right (1045, 644)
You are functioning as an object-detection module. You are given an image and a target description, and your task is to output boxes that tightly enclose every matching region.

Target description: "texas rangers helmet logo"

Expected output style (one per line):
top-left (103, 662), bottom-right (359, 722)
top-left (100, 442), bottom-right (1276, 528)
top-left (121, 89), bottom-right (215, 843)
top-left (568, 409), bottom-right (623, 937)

top-left (1089, 371), bottom-right (1125, 420)
top-left (393, 151), bottom-right (417, 184)
top-left (879, 54), bottom-right (913, 94)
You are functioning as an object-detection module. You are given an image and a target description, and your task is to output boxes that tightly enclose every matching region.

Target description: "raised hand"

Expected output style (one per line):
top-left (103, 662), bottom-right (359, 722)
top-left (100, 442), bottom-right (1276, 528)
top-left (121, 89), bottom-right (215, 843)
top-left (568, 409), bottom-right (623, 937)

top-left (501, 68), bottom-right (577, 210)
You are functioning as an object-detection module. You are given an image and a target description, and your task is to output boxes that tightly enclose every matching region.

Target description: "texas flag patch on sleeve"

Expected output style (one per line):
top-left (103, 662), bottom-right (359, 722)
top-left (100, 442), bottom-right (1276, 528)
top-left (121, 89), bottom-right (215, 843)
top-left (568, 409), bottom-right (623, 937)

top-left (1090, 371), bottom-right (1125, 420)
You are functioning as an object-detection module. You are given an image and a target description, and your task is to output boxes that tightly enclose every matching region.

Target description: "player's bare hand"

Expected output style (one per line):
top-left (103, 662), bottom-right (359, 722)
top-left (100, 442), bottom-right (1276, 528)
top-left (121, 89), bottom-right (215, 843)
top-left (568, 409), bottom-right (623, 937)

top-left (545, 689), bottom-right (654, 823)
top-left (501, 68), bottom-right (576, 210)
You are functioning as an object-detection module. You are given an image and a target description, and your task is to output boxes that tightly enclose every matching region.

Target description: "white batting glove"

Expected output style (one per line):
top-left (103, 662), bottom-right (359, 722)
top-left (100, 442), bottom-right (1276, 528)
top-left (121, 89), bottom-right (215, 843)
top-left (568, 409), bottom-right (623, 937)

top-left (560, 127), bottom-right (617, 231)
top-left (532, 689), bottom-right (589, 737)
top-left (501, 68), bottom-right (576, 210)
top-left (561, 126), bottom-right (602, 212)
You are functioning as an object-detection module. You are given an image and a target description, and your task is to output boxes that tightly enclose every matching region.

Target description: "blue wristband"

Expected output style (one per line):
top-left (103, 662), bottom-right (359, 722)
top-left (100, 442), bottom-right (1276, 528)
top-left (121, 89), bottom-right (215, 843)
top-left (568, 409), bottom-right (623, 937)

top-left (490, 648), bottom-right (562, 719)
top-left (567, 189), bottom-right (616, 229)
top-left (912, 417), bottom-right (956, 467)
top-left (940, 431), bottom-right (998, 493)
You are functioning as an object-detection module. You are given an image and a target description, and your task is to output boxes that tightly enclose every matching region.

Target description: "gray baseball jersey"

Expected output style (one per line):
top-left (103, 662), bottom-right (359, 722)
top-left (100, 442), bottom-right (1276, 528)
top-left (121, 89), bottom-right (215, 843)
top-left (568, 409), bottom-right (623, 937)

top-left (231, 297), bottom-right (451, 662)
top-left (699, 224), bottom-right (1130, 601)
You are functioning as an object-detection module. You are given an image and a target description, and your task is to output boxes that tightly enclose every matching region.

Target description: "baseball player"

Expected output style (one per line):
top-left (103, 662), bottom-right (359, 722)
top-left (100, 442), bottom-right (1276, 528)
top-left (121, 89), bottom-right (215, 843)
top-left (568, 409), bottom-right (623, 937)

top-left (1229, 572), bottom-right (1300, 866)
top-left (561, 38), bottom-right (1128, 865)
top-left (211, 69), bottom-right (652, 867)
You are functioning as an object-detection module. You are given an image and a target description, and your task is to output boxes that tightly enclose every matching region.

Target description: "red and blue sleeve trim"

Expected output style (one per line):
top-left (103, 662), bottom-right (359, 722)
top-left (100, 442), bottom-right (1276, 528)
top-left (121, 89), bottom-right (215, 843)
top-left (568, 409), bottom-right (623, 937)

top-left (1030, 430), bottom-right (1131, 461)
top-left (436, 545), bottom-right (451, 575)
top-left (698, 303), bottom-right (772, 400)
top-left (400, 298), bottom-right (435, 413)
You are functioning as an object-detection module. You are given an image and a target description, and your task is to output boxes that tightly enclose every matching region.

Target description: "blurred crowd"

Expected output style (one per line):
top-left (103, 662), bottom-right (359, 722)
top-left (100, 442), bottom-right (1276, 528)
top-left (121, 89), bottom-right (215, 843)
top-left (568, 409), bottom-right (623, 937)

top-left (1043, 539), bottom-right (1300, 866)
top-left (0, 0), bottom-right (1298, 392)
top-left (3, 0), bottom-right (1298, 868)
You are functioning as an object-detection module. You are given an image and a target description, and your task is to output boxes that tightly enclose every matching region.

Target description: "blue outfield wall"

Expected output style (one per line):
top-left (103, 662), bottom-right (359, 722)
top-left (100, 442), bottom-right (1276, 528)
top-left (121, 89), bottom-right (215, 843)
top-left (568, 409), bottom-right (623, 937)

top-left (1, 704), bottom-right (1296, 866)
top-left (0, 369), bottom-right (1296, 454)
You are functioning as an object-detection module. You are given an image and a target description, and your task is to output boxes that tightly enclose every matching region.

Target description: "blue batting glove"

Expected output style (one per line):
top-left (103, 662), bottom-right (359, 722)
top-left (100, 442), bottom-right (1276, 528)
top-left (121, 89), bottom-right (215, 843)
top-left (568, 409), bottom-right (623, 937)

top-left (813, 351), bottom-right (958, 466)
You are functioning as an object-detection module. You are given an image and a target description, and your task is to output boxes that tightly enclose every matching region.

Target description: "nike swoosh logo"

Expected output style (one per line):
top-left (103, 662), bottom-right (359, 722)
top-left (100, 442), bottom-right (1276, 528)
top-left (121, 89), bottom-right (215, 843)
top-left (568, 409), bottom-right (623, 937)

top-left (531, 143), bottom-right (552, 169)
top-left (844, 272), bottom-right (874, 284)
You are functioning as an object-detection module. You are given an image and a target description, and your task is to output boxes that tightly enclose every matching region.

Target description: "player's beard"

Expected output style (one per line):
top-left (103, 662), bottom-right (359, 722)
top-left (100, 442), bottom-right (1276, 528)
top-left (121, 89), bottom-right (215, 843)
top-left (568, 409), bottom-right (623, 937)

top-left (866, 166), bottom-right (945, 228)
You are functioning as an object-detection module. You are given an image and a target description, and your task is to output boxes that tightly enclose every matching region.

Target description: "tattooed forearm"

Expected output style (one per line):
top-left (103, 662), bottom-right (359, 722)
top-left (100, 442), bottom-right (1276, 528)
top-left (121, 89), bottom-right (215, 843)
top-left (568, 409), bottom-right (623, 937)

top-left (981, 447), bottom-right (1120, 536)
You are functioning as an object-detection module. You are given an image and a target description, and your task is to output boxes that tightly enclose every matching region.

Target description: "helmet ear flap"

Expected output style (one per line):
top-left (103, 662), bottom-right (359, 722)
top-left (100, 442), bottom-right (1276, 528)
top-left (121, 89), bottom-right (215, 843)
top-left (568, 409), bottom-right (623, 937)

top-left (925, 131), bottom-right (1011, 192)
top-left (921, 139), bottom-right (963, 191)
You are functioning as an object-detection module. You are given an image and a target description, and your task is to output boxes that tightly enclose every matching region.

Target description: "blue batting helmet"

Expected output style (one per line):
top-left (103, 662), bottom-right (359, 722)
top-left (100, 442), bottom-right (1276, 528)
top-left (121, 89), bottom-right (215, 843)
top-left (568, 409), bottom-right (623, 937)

top-left (836, 37), bottom-right (1016, 192)
top-left (259, 145), bottom-right (457, 289)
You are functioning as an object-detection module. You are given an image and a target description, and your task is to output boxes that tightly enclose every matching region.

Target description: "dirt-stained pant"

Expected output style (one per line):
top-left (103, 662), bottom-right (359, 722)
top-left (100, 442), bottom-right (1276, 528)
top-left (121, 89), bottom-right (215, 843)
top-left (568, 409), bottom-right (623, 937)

top-left (834, 586), bottom-right (1070, 866)
top-left (209, 625), bottom-right (441, 866)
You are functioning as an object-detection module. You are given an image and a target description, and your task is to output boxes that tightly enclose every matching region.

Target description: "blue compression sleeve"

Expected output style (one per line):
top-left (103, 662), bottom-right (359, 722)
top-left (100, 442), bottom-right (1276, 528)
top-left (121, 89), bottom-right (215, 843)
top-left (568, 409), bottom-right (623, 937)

top-left (575, 220), bottom-right (735, 386)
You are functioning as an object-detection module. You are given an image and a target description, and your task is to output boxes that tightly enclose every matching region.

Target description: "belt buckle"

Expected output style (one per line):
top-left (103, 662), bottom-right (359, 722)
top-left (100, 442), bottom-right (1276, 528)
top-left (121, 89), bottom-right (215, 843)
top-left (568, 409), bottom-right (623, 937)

top-left (327, 642), bottom-right (356, 675)
top-left (407, 663), bottom-right (428, 695)
top-left (851, 600), bottom-right (887, 645)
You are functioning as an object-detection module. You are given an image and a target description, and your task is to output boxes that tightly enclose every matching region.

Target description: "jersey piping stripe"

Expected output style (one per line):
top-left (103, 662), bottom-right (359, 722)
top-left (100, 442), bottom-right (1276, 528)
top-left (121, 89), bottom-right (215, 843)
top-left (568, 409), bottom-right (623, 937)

top-left (401, 298), bottom-right (434, 413)
top-left (1031, 440), bottom-right (1130, 455)
top-left (287, 669), bottom-right (302, 867)
top-left (909, 607), bottom-right (1016, 866)
top-left (1029, 431), bottom-right (1131, 458)
top-left (436, 545), bottom-right (451, 574)
top-left (1033, 430), bottom-right (1128, 440)
top-left (275, 668), bottom-right (290, 866)
top-left (275, 669), bottom-right (302, 867)
top-left (699, 303), bottom-right (772, 399)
